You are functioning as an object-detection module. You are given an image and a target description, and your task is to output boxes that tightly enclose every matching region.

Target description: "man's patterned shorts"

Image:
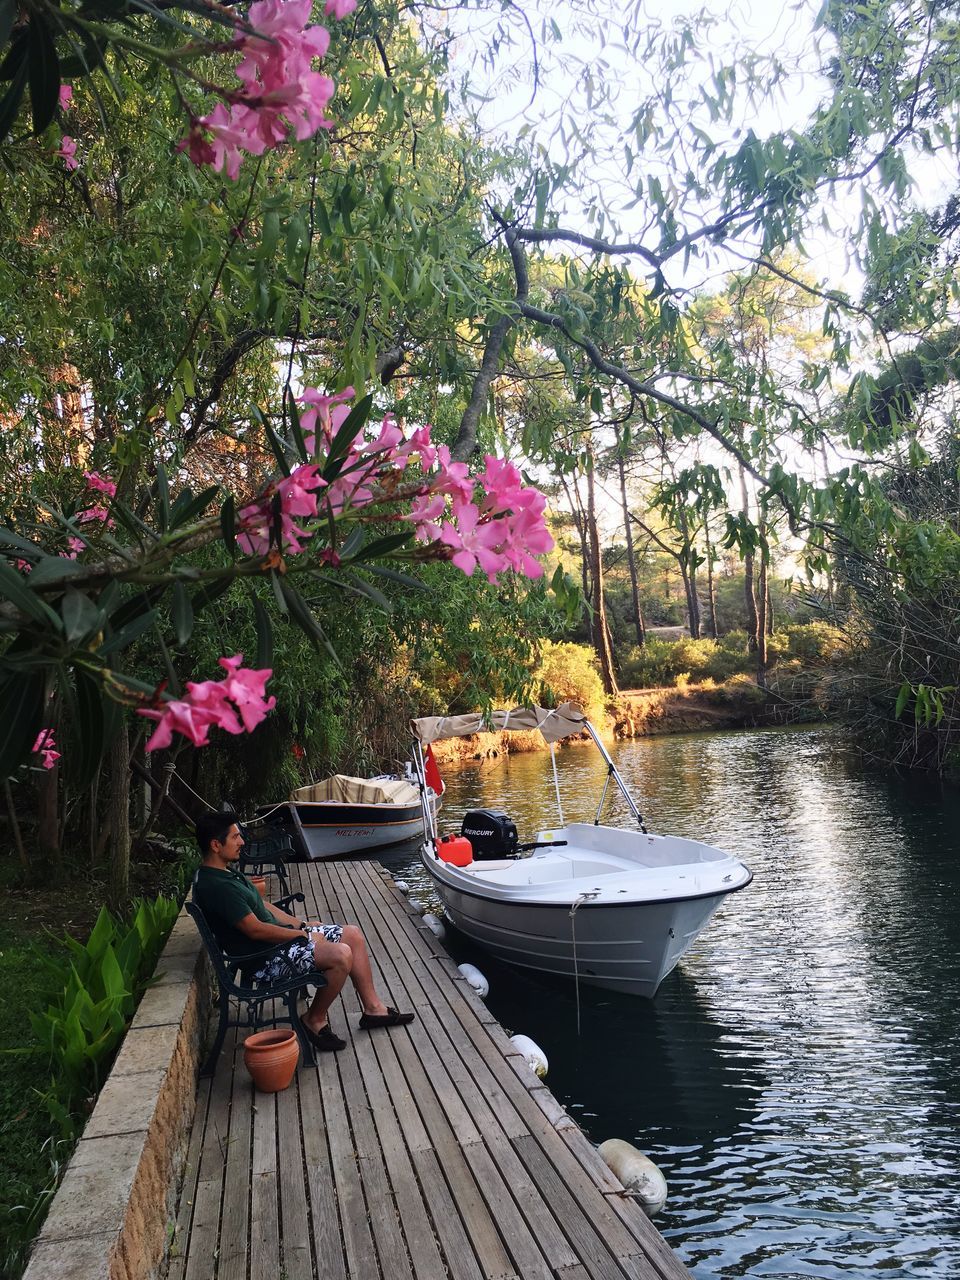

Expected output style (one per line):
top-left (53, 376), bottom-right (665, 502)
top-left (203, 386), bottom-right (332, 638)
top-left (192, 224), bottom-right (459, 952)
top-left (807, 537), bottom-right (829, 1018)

top-left (252, 923), bottom-right (344, 982)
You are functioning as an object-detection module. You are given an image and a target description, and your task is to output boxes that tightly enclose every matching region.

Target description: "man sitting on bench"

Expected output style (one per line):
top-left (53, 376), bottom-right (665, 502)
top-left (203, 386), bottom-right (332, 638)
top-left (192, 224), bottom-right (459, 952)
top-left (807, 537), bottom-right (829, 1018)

top-left (193, 811), bottom-right (415, 1052)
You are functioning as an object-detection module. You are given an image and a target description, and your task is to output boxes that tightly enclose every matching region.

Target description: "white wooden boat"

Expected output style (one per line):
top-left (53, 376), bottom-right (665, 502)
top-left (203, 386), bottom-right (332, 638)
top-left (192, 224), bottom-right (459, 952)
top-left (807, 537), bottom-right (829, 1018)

top-left (411, 704), bottom-right (751, 997)
top-left (259, 774), bottom-right (439, 860)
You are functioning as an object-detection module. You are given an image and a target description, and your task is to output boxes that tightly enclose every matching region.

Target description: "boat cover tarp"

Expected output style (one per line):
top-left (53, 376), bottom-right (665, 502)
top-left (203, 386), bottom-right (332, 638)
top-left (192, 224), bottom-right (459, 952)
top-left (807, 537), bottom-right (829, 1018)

top-left (411, 702), bottom-right (588, 746)
top-left (290, 775), bottom-right (420, 806)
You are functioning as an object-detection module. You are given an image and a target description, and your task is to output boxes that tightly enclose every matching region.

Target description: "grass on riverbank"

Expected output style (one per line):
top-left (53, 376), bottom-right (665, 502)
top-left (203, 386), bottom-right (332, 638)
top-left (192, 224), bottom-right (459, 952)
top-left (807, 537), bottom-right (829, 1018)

top-left (0, 922), bottom-right (66, 1279)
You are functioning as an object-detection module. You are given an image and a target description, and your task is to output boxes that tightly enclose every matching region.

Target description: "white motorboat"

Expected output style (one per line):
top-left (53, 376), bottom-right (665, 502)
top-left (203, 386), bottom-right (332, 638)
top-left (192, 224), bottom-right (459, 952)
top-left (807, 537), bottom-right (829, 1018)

top-left (411, 703), bottom-right (751, 997)
top-left (259, 774), bottom-right (440, 859)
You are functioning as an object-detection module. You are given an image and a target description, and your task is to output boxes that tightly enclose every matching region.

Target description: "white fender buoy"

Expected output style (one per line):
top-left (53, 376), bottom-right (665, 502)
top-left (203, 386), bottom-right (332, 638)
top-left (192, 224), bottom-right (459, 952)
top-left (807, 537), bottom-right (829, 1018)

top-left (394, 880), bottom-right (410, 895)
top-left (597, 1139), bottom-right (668, 1217)
top-left (407, 897), bottom-right (425, 915)
top-left (422, 912), bottom-right (446, 940)
top-left (509, 1033), bottom-right (548, 1079)
top-left (457, 963), bottom-right (489, 999)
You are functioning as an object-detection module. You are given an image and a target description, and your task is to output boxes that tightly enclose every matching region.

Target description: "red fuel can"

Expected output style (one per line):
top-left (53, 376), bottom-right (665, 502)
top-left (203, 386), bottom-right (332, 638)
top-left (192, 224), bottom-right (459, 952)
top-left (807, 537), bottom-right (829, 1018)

top-left (437, 834), bottom-right (473, 867)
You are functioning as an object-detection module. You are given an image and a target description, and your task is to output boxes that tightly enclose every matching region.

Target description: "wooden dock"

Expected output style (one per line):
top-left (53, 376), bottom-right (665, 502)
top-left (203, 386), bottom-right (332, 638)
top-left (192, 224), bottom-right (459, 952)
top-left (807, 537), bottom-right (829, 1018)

top-left (166, 860), bottom-right (691, 1280)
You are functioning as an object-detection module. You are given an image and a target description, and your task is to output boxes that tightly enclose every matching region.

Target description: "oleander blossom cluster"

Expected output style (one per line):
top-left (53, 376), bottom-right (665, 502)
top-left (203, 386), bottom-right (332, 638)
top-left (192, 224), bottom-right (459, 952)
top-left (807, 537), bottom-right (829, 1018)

top-left (178, 0), bottom-right (356, 180)
top-left (138, 655), bottom-right (276, 752)
top-left (33, 730), bottom-right (60, 770)
top-left (236, 387), bottom-right (554, 582)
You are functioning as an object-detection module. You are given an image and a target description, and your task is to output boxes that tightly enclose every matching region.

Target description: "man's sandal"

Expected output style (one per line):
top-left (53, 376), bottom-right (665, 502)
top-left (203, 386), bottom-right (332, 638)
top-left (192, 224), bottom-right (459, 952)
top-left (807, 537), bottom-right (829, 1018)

top-left (358, 1007), bottom-right (416, 1030)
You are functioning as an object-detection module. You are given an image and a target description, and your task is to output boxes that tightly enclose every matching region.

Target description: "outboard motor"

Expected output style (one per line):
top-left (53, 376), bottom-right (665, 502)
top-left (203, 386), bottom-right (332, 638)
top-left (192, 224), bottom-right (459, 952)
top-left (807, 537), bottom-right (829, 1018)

top-left (461, 809), bottom-right (519, 859)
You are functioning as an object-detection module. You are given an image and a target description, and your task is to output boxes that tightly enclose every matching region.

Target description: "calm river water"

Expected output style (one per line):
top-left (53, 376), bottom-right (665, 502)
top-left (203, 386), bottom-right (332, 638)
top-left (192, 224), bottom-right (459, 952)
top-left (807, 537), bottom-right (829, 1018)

top-left (381, 725), bottom-right (960, 1279)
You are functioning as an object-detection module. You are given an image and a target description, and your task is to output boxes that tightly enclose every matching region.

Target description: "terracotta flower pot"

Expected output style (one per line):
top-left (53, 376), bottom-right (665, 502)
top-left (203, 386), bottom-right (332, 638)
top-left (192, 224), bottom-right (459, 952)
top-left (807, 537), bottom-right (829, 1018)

top-left (248, 875), bottom-right (268, 899)
top-left (243, 1028), bottom-right (300, 1092)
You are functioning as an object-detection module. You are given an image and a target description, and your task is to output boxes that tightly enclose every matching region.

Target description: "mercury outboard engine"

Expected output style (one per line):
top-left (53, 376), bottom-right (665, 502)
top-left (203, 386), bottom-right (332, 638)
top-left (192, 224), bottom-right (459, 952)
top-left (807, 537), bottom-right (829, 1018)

top-left (461, 809), bottom-right (519, 859)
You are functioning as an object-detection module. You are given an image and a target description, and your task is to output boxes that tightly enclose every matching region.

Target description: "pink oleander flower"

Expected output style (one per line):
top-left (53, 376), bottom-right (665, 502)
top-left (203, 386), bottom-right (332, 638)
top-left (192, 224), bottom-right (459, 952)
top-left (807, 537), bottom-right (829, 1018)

top-left (139, 657), bottom-right (276, 751)
top-left (300, 386), bottom-right (354, 455)
top-left (84, 470), bottom-right (117, 498)
top-left (32, 730), bottom-right (60, 770)
top-left (66, 536), bottom-right (85, 557)
top-left (179, 0), bottom-right (352, 179)
top-left (57, 136), bottom-right (78, 171)
top-left (16, 558), bottom-right (32, 574)
top-left (217, 655), bottom-right (277, 731)
top-left (59, 84), bottom-right (73, 110)
top-left (325, 0), bottom-right (357, 16)
top-left (237, 462), bottom-right (326, 555)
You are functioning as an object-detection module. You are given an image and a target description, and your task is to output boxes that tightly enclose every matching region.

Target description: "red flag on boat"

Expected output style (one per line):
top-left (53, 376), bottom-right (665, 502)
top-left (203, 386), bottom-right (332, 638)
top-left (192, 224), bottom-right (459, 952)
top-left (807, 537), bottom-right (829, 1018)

top-left (424, 744), bottom-right (445, 795)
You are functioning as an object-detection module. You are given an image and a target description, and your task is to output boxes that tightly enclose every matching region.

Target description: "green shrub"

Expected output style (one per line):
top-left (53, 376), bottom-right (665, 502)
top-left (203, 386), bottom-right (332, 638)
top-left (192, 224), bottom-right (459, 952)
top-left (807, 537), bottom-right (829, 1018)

top-left (535, 641), bottom-right (607, 722)
top-left (766, 630), bottom-right (792, 662)
top-left (718, 628), bottom-right (749, 652)
top-left (619, 637), bottom-right (678, 687)
top-left (785, 621), bottom-right (848, 662)
top-left (30, 896), bottom-right (180, 1135)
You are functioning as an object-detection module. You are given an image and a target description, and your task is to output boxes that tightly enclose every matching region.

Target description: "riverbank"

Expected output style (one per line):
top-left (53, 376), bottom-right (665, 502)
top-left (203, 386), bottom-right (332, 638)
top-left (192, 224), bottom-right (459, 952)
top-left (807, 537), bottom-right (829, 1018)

top-left (431, 677), bottom-right (800, 765)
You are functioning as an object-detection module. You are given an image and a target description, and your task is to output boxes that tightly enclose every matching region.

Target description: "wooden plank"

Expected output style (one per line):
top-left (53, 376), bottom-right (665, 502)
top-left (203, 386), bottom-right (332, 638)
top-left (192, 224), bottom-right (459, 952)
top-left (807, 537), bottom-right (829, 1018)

top-left (320, 1048), bottom-right (380, 1279)
top-left (298, 1062), bottom-right (348, 1280)
top-left (276, 1073), bottom-right (314, 1280)
top-left (412, 1147), bottom-right (487, 1280)
top-left (249, 1089), bottom-right (280, 1278)
top-left (216, 1050), bottom-right (253, 1280)
top-left (336, 1033), bottom-right (415, 1280)
top-left (165, 1076), bottom-right (212, 1280)
top-left (183, 1030), bottom-right (236, 1280)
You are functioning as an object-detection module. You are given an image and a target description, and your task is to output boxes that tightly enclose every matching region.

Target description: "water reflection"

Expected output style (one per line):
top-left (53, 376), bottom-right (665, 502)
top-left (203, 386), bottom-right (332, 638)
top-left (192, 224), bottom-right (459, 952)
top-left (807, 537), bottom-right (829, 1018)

top-left (382, 726), bottom-right (960, 1278)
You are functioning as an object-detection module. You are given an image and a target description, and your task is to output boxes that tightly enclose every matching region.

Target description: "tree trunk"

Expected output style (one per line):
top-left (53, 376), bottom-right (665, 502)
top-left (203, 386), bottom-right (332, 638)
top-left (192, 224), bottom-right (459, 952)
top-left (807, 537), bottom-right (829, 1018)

top-left (36, 762), bottom-right (61, 883)
top-left (739, 465), bottom-right (759, 651)
top-left (616, 450), bottom-right (645, 646)
top-left (108, 720), bottom-right (131, 912)
top-left (766, 582), bottom-right (775, 635)
top-left (586, 461), bottom-right (619, 696)
top-left (4, 780), bottom-right (29, 876)
top-left (704, 522), bottom-right (719, 639)
top-left (756, 550), bottom-right (769, 688)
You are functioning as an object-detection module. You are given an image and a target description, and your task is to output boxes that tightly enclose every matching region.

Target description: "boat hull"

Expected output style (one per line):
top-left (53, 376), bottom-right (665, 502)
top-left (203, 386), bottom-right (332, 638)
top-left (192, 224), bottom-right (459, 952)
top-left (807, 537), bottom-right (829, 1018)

top-left (424, 866), bottom-right (729, 997)
top-left (261, 800), bottom-right (429, 859)
top-left (419, 823), bottom-right (750, 997)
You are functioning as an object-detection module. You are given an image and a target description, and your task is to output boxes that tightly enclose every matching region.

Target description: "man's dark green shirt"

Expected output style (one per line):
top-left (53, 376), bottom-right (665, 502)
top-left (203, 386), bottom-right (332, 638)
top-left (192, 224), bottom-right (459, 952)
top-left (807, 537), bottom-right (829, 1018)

top-left (193, 865), bottom-right (296, 961)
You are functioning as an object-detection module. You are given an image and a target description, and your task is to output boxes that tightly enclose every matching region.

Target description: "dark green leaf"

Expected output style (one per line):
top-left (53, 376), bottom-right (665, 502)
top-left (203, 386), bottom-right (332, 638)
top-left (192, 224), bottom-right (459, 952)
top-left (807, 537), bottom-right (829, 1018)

top-left (27, 555), bottom-right (89, 586)
top-left (170, 581), bottom-right (193, 647)
top-left (98, 608), bottom-right (158, 657)
top-left (252, 594), bottom-right (273, 669)
top-left (0, 0), bottom-right (16, 49)
top-left (342, 574), bottom-right (392, 612)
top-left (27, 18), bottom-right (59, 134)
top-left (220, 493), bottom-right (236, 554)
top-left (0, 559), bottom-right (63, 629)
top-left (286, 392), bottom-right (307, 463)
top-left (155, 464), bottom-right (170, 531)
top-left (322, 393), bottom-right (373, 481)
top-left (279, 580), bottom-right (339, 661)
top-left (169, 484), bottom-right (219, 530)
top-left (365, 564), bottom-right (428, 590)
top-left (62, 588), bottom-right (105, 644)
top-left (69, 666), bottom-right (105, 789)
top-left (351, 531), bottom-right (413, 561)
top-left (0, 53), bottom-right (27, 140)
top-left (191, 576), bottom-right (234, 617)
top-left (0, 26), bottom-right (26, 79)
top-left (0, 669), bottom-right (45, 781)
top-left (0, 527), bottom-right (46, 558)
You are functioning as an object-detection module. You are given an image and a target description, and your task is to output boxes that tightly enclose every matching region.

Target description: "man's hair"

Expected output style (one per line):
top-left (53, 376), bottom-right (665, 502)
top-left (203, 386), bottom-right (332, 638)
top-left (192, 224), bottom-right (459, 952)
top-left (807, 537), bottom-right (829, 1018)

top-left (195, 810), bottom-right (239, 855)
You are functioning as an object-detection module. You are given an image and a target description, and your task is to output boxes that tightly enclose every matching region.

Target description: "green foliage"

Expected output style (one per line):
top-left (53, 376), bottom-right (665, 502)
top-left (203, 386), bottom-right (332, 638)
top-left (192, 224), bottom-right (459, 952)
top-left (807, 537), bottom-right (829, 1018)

top-left (534, 641), bottom-right (606, 723)
top-left (784, 622), bottom-right (848, 663)
top-left (29, 896), bottom-right (179, 1135)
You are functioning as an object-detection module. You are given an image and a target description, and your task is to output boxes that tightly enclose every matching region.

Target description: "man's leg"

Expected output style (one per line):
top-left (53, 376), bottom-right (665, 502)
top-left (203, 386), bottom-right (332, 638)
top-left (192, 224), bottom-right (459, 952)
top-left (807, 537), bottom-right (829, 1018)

top-left (302, 938), bottom-right (351, 1032)
top-left (339, 924), bottom-right (390, 1017)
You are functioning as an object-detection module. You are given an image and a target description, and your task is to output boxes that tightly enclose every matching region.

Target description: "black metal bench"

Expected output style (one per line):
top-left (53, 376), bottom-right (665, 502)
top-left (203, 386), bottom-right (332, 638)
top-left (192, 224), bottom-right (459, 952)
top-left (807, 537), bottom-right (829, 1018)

top-left (237, 823), bottom-right (297, 895)
top-left (186, 892), bottom-right (325, 1075)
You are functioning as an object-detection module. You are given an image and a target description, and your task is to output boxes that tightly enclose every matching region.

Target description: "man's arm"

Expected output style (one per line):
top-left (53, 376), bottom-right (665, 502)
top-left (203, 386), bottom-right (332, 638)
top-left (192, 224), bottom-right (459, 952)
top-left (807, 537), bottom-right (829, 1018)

top-left (234, 912), bottom-right (307, 945)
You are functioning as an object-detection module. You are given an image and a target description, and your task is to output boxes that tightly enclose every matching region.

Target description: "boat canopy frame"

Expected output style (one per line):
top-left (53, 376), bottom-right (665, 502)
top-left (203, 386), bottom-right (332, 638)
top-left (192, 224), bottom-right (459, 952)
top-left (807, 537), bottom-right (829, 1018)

top-left (410, 702), bottom-right (646, 851)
